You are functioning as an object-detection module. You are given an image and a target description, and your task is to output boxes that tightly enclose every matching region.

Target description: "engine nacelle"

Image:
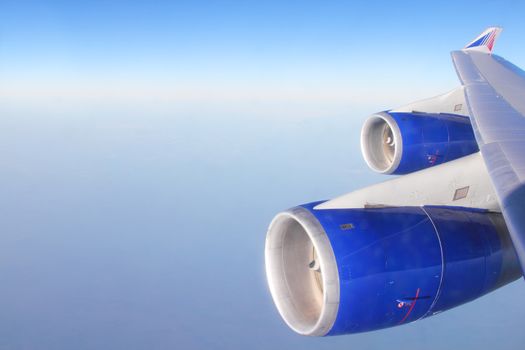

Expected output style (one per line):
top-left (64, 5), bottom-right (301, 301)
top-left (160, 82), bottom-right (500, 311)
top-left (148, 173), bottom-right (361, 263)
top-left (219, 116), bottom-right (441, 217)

top-left (265, 203), bottom-right (520, 336)
top-left (360, 112), bottom-right (478, 174)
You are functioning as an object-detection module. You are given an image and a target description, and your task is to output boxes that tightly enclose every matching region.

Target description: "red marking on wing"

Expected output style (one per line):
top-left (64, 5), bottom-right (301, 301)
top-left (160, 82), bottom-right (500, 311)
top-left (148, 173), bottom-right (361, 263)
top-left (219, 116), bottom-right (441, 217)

top-left (398, 288), bottom-right (420, 325)
top-left (487, 32), bottom-right (496, 51)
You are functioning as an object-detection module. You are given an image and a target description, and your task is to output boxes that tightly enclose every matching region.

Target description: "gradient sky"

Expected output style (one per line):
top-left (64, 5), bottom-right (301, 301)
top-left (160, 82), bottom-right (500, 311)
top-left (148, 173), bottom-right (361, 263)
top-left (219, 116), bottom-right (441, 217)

top-left (3, 0), bottom-right (525, 111)
top-left (0, 1), bottom-right (524, 349)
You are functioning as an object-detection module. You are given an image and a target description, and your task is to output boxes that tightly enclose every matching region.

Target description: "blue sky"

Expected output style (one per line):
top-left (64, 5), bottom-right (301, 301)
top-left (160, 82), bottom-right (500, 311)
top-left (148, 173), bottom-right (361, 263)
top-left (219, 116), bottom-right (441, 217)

top-left (0, 1), bottom-right (524, 349)
top-left (2, 0), bottom-right (525, 111)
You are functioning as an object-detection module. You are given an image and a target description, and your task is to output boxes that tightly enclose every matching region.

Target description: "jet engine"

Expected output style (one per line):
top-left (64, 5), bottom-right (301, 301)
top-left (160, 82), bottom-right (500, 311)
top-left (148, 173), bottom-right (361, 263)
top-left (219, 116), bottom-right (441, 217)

top-left (360, 112), bottom-right (478, 174)
top-left (265, 203), bottom-right (520, 336)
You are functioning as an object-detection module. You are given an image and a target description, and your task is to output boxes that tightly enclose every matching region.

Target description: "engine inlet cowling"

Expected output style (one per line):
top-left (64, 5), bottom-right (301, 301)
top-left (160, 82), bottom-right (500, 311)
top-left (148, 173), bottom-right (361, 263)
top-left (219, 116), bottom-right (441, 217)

top-left (360, 111), bottom-right (478, 174)
top-left (265, 207), bottom-right (339, 336)
top-left (265, 202), bottom-right (521, 336)
top-left (360, 112), bottom-right (402, 174)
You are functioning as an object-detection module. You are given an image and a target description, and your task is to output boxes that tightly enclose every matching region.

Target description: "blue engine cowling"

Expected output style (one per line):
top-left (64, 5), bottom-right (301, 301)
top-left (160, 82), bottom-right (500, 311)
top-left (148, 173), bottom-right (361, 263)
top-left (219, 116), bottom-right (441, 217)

top-left (360, 111), bottom-right (478, 174)
top-left (265, 202), bottom-right (521, 336)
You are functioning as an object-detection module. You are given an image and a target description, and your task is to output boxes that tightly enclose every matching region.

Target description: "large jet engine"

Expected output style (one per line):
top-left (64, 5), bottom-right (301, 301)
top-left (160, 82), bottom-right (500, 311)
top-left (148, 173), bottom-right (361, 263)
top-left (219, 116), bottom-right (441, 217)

top-left (361, 112), bottom-right (478, 174)
top-left (265, 203), bottom-right (520, 336)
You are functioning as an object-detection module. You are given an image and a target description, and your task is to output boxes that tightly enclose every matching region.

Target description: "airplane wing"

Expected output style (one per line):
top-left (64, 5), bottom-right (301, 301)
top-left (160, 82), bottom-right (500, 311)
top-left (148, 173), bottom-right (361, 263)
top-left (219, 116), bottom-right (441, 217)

top-left (265, 27), bottom-right (523, 337)
top-left (451, 27), bottom-right (525, 273)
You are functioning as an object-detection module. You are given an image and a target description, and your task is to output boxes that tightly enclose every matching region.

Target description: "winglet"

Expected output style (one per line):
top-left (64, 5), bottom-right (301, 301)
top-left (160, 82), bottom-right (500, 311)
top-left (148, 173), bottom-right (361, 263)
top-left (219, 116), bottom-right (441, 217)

top-left (464, 27), bottom-right (502, 53)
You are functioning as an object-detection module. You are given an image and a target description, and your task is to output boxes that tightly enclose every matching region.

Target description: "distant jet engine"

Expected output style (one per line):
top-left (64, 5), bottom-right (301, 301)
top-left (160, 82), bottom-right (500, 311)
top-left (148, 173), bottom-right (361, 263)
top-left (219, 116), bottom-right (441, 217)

top-left (360, 112), bottom-right (478, 174)
top-left (265, 203), bottom-right (520, 336)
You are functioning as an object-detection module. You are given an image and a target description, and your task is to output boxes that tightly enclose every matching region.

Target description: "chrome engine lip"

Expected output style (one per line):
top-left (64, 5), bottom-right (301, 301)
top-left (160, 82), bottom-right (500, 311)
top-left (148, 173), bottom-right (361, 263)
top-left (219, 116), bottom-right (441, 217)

top-left (360, 112), bottom-right (403, 174)
top-left (265, 206), bottom-right (340, 336)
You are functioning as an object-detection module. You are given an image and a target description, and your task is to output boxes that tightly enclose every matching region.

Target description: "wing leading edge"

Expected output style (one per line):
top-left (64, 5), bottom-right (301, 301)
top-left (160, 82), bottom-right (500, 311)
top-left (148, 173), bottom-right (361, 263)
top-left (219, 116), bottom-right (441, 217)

top-left (452, 28), bottom-right (525, 274)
